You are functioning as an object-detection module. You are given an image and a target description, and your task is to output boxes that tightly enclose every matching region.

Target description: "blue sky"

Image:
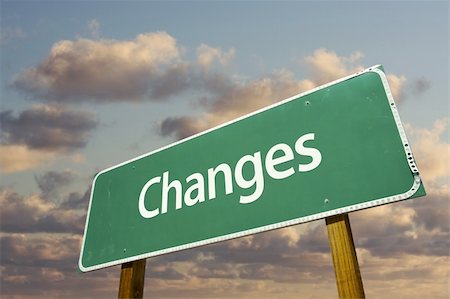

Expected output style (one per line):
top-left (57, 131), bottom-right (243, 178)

top-left (1, 1), bottom-right (449, 298)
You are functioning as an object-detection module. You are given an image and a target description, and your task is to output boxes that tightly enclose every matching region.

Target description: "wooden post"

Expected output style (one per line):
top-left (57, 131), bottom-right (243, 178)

top-left (118, 259), bottom-right (146, 299)
top-left (326, 214), bottom-right (365, 299)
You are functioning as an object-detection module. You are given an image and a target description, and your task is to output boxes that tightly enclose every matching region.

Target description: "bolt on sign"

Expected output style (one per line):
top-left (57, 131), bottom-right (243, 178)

top-left (79, 65), bottom-right (425, 272)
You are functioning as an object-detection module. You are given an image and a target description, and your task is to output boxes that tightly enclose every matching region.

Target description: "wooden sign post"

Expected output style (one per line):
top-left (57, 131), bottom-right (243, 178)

top-left (326, 214), bottom-right (365, 299)
top-left (118, 259), bottom-right (146, 299)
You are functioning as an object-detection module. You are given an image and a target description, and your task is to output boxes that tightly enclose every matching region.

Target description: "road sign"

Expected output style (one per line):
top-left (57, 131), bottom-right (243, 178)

top-left (79, 66), bottom-right (425, 272)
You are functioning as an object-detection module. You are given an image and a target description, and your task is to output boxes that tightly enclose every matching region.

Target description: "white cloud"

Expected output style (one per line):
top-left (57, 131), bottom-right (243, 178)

top-left (160, 48), bottom-right (408, 140)
top-left (304, 48), bottom-right (365, 85)
top-left (387, 73), bottom-right (407, 102)
top-left (12, 32), bottom-right (186, 102)
top-left (0, 145), bottom-right (57, 173)
top-left (160, 69), bottom-right (315, 139)
top-left (405, 118), bottom-right (450, 184)
top-left (304, 49), bottom-right (405, 101)
top-left (197, 44), bottom-right (235, 72)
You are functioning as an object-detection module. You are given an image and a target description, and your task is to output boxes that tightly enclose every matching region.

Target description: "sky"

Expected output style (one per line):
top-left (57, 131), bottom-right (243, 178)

top-left (0, 1), bottom-right (449, 298)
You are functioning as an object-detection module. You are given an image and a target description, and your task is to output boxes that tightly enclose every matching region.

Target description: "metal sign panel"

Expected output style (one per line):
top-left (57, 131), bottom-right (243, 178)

top-left (79, 66), bottom-right (425, 272)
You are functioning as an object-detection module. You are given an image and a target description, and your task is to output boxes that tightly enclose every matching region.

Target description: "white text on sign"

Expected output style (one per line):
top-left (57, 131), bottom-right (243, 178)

top-left (138, 133), bottom-right (322, 219)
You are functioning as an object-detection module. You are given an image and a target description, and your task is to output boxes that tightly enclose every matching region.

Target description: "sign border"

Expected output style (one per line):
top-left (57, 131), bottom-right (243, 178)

top-left (79, 66), bottom-right (423, 272)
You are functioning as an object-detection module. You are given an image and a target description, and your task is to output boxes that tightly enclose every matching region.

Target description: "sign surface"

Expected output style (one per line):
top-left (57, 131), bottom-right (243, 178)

top-left (79, 66), bottom-right (425, 272)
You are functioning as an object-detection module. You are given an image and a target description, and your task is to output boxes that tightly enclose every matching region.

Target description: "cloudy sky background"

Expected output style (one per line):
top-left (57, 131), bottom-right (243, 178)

top-left (1, 1), bottom-right (449, 298)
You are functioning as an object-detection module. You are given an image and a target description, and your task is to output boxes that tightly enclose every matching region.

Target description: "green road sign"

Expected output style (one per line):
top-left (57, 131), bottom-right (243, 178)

top-left (79, 66), bottom-right (425, 272)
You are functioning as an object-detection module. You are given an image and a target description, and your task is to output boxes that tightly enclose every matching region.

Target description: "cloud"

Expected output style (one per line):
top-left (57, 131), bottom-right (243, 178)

top-left (35, 170), bottom-right (75, 198)
top-left (59, 189), bottom-right (90, 210)
top-left (411, 77), bottom-right (431, 96)
top-left (304, 49), bottom-right (404, 101)
top-left (197, 44), bottom-right (235, 72)
top-left (12, 32), bottom-right (186, 102)
top-left (11, 36), bottom-right (407, 113)
top-left (146, 209), bottom-right (448, 298)
top-left (387, 73), bottom-right (407, 102)
top-left (3, 232), bottom-right (447, 299)
top-left (0, 234), bottom-right (81, 268)
top-left (160, 48), bottom-right (408, 140)
top-left (0, 233), bottom-right (120, 298)
top-left (4, 38), bottom-right (444, 298)
top-left (1, 187), bottom-right (448, 298)
top-left (0, 104), bottom-right (97, 151)
top-left (349, 183), bottom-right (449, 258)
top-left (358, 250), bottom-right (449, 299)
top-left (153, 225), bottom-right (333, 282)
top-left (0, 188), bottom-right (85, 234)
top-left (303, 48), bottom-right (364, 85)
top-left (160, 69), bottom-right (315, 139)
top-left (147, 63), bottom-right (190, 100)
top-left (1, 254), bottom-right (118, 299)
top-left (352, 205), bottom-right (419, 257)
top-left (410, 185), bottom-right (449, 233)
top-left (160, 116), bottom-right (203, 141)
top-left (0, 145), bottom-right (57, 173)
top-left (405, 118), bottom-right (450, 184)
top-left (0, 104), bottom-right (97, 173)
top-left (148, 264), bottom-right (186, 281)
